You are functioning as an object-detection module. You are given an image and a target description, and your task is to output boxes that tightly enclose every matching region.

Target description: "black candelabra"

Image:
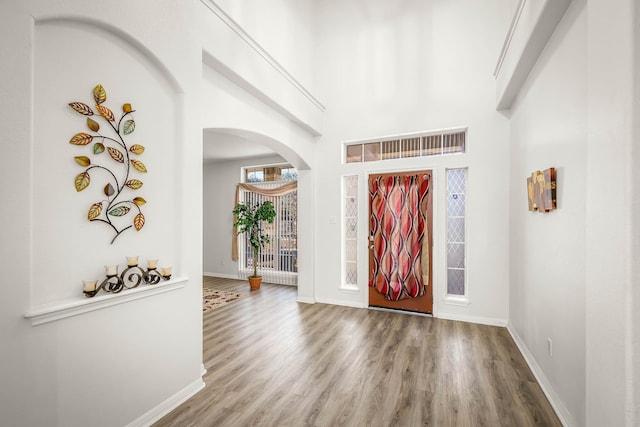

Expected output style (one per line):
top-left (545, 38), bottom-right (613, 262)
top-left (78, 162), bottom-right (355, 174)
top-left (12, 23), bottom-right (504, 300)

top-left (83, 257), bottom-right (172, 297)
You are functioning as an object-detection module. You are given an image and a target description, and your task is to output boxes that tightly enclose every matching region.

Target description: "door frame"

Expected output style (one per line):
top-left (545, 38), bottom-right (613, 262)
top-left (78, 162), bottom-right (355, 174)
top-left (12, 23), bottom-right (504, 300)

top-left (367, 169), bottom-right (434, 314)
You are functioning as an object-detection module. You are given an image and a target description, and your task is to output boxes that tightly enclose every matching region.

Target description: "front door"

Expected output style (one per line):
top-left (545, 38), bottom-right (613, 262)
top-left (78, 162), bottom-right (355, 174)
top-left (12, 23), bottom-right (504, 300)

top-left (368, 171), bottom-right (433, 314)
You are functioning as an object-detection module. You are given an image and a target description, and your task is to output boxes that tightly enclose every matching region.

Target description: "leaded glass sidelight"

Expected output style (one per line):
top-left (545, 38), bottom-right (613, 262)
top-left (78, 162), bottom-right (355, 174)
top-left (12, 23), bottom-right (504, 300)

top-left (343, 175), bottom-right (358, 287)
top-left (446, 169), bottom-right (466, 296)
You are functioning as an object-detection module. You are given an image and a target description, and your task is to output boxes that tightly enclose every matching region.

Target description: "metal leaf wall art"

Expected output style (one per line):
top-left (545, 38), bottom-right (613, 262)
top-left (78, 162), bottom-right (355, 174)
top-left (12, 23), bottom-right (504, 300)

top-left (68, 85), bottom-right (147, 244)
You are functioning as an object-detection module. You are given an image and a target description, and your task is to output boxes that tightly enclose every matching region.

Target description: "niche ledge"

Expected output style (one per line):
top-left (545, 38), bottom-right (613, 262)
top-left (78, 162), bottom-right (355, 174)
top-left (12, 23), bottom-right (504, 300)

top-left (24, 277), bottom-right (188, 326)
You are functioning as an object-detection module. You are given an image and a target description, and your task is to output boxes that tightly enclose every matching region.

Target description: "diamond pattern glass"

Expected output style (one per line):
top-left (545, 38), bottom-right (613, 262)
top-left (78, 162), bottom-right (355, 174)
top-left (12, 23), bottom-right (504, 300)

top-left (345, 262), bottom-right (357, 286)
top-left (447, 269), bottom-right (465, 295)
top-left (345, 239), bottom-right (357, 262)
top-left (447, 169), bottom-right (465, 194)
top-left (345, 196), bottom-right (357, 218)
top-left (345, 175), bottom-right (358, 197)
top-left (345, 218), bottom-right (357, 239)
top-left (447, 243), bottom-right (465, 268)
top-left (344, 176), bottom-right (358, 286)
top-left (447, 193), bottom-right (465, 217)
top-left (447, 218), bottom-right (465, 243)
top-left (447, 169), bottom-right (466, 296)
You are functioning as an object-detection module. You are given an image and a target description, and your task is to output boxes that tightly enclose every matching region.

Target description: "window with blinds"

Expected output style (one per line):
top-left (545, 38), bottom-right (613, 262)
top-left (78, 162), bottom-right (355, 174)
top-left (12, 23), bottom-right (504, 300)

top-left (238, 182), bottom-right (298, 285)
top-left (345, 129), bottom-right (466, 163)
top-left (246, 164), bottom-right (297, 182)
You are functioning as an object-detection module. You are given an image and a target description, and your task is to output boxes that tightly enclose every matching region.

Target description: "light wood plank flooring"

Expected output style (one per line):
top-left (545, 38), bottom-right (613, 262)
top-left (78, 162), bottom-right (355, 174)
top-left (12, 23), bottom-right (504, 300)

top-left (154, 277), bottom-right (561, 426)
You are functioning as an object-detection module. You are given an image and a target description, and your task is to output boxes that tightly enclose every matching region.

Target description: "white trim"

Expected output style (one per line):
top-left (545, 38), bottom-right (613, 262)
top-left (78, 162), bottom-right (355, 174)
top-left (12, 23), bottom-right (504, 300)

top-left (340, 284), bottom-right (359, 293)
top-left (200, 0), bottom-right (325, 113)
top-left (24, 277), bottom-right (188, 326)
top-left (125, 377), bottom-right (205, 427)
top-left (203, 272), bottom-right (239, 279)
top-left (493, 0), bottom-right (573, 110)
top-left (368, 306), bottom-right (433, 317)
top-left (315, 297), bottom-right (367, 309)
top-left (507, 325), bottom-right (571, 426)
top-left (273, 282), bottom-right (297, 288)
top-left (442, 295), bottom-right (471, 307)
top-left (296, 296), bottom-right (316, 304)
top-left (437, 312), bottom-right (507, 327)
top-left (494, 0), bottom-right (527, 78)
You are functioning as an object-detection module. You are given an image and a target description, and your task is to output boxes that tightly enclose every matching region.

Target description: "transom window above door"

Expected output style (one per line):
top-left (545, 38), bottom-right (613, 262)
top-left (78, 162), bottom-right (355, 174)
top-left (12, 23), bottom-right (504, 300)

top-left (344, 129), bottom-right (466, 164)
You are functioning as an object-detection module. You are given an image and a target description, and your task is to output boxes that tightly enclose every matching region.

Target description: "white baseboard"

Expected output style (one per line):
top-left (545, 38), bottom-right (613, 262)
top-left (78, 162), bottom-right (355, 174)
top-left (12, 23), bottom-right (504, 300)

top-left (437, 312), bottom-right (508, 327)
top-left (296, 296), bottom-right (315, 304)
top-left (203, 272), bottom-right (238, 279)
top-left (507, 324), bottom-right (572, 427)
top-left (126, 377), bottom-right (205, 427)
top-left (315, 297), bottom-right (367, 309)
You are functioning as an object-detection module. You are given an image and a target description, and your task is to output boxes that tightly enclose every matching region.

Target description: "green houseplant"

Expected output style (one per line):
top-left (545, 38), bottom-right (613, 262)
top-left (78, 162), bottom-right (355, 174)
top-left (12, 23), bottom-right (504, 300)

top-left (233, 200), bottom-right (277, 290)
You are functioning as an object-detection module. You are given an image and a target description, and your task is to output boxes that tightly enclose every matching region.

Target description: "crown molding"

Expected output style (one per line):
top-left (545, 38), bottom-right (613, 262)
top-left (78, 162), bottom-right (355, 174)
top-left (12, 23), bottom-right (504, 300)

top-left (494, 0), bottom-right (573, 110)
top-left (200, 0), bottom-right (325, 113)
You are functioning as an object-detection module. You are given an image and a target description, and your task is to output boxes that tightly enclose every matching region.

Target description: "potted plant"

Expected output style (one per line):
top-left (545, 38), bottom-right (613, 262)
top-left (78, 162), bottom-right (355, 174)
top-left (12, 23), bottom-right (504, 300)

top-left (233, 200), bottom-right (277, 290)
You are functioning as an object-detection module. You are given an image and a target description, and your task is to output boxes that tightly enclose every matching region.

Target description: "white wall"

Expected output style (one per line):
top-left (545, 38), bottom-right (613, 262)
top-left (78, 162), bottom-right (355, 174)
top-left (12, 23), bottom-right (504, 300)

top-left (201, 61), bottom-right (315, 170)
top-left (200, 0), bottom-right (323, 135)
top-left (508, 0), bottom-right (640, 424)
top-left (209, 0), bottom-right (315, 94)
top-left (203, 154), bottom-right (286, 278)
top-left (585, 0), bottom-right (636, 425)
top-left (0, 1), bottom-right (203, 426)
top-left (312, 0), bottom-right (512, 324)
top-left (508, 1), bottom-right (587, 425)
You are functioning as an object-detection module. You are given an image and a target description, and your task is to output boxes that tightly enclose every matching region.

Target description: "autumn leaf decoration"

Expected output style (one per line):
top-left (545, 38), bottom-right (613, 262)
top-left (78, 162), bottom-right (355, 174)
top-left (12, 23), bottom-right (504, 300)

top-left (68, 84), bottom-right (147, 244)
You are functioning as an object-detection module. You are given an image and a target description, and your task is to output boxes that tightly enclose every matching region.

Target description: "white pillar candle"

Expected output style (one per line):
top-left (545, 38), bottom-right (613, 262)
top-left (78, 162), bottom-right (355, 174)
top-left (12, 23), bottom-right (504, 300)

top-left (105, 265), bottom-right (118, 276)
top-left (126, 256), bottom-right (138, 267)
top-left (147, 259), bottom-right (158, 269)
top-left (83, 280), bottom-right (97, 292)
top-left (161, 267), bottom-right (172, 277)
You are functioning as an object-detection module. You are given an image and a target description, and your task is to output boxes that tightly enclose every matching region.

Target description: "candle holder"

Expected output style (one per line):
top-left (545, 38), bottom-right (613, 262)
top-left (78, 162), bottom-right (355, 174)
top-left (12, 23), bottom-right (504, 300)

top-left (83, 259), bottom-right (171, 297)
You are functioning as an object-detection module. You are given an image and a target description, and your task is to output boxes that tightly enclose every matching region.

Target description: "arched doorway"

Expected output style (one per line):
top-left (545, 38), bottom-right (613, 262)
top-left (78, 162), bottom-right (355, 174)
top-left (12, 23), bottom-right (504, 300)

top-left (202, 127), bottom-right (314, 302)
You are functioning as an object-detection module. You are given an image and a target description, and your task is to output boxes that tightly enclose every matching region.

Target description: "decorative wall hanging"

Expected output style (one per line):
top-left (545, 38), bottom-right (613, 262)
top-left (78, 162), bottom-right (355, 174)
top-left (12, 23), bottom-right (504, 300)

top-left (527, 168), bottom-right (557, 212)
top-left (68, 85), bottom-right (146, 244)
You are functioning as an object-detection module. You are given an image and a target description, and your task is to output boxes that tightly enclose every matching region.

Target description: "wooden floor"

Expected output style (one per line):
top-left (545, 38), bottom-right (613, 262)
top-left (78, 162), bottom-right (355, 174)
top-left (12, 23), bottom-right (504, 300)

top-left (154, 277), bottom-right (561, 427)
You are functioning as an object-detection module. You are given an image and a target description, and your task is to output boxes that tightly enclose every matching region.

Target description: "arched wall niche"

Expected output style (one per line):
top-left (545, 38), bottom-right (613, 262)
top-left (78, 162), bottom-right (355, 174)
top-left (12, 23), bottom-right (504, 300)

top-left (31, 17), bottom-right (186, 307)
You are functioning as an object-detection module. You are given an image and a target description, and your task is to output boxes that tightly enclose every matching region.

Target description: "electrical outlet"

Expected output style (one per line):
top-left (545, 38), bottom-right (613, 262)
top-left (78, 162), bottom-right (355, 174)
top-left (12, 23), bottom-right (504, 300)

top-left (547, 338), bottom-right (553, 356)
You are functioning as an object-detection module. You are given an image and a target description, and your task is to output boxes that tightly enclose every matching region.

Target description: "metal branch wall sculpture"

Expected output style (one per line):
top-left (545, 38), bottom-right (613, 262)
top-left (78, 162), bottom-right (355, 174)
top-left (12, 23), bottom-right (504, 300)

top-left (68, 85), bottom-right (147, 244)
